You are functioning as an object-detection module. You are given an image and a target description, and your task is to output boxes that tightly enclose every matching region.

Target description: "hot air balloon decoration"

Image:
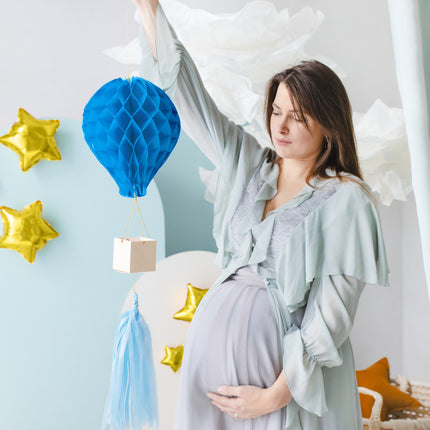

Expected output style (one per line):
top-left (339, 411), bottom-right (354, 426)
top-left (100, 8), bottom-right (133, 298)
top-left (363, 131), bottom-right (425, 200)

top-left (83, 76), bottom-right (180, 272)
top-left (82, 76), bottom-right (181, 430)
top-left (82, 77), bottom-right (180, 199)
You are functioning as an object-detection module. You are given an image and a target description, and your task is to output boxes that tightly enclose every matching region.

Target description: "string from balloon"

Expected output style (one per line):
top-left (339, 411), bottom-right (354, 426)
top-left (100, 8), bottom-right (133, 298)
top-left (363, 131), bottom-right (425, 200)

top-left (126, 0), bottom-right (130, 79)
top-left (133, 273), bottom-right (136, 294)
top-left (134, 196), bottom-right (150, 237)
top-left (122, 196), bottom-right (151, 240)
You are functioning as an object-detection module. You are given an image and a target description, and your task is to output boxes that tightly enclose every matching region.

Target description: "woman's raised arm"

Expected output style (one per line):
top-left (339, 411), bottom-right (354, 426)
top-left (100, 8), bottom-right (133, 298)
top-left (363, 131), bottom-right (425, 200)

top-left (133, 1), bottom-right (263, 171)
top-left (132, 0), bottom-right (158, 60)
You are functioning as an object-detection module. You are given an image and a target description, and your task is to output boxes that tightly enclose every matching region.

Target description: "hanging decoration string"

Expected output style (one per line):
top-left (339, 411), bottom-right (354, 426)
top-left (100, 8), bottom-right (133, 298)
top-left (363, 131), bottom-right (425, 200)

top-left (122, 196), bottom-right (151, 240)
top-left (126, 0), bottom-right (130, 80)
top-left (122, 199), bottom-right (137, 239)
top-left (134, 196), bottom-right (151, 238)
top-left (122, 0), bottom-right (151, 242)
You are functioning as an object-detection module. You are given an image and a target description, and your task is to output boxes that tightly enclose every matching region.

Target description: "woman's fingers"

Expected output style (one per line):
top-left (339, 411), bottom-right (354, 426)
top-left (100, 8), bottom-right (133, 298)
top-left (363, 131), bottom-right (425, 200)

top-left (210, 399), bottom-right (236, 413)
top-left (207, 392), bottom-right (239, 406)
top-left (208, 384), bottom-right (271, 419)
top-left (217, 385), bottom-right (242, 397)
top-left (208, 394), bottom-right (241, 419)
top-left (211, 401), bottom-right (239, 418)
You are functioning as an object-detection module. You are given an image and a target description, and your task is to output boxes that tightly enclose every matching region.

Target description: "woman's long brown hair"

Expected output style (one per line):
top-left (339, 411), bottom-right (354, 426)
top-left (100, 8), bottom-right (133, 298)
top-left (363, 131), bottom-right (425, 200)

top-left (264, 60), bottom-right (374, 201)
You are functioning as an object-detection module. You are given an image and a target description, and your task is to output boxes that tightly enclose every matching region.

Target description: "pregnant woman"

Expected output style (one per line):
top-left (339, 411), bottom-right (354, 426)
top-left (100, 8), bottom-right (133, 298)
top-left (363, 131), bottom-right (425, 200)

top-left (133, 1), bottom-right (390, 429)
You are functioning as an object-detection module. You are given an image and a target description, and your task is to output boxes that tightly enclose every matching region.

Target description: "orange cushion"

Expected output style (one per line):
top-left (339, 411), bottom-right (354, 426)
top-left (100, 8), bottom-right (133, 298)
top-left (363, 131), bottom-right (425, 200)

top-left (356, 357), bottom-right (422, 420)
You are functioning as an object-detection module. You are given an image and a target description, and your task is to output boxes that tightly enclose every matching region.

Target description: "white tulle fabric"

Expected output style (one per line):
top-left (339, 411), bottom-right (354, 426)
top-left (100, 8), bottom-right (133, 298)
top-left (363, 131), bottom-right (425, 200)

top-left (104, 0), bottom-right (411, 206)
top-left (354, 99), bottom-right (411, 205)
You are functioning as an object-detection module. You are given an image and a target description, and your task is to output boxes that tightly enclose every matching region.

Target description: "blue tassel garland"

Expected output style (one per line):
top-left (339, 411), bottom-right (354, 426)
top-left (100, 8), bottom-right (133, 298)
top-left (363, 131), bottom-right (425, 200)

top-left (102, 293), bottom-right (159, 430)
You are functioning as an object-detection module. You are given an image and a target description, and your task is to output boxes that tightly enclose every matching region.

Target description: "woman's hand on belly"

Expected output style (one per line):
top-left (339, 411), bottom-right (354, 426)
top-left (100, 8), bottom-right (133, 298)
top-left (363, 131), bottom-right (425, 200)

top-left (206, 372), bottom-right (292, 419)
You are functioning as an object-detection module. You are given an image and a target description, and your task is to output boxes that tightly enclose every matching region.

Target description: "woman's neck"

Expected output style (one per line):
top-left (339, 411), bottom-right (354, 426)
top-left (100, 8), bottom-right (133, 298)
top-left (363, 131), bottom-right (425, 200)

top-left (277, 158), bottom-right (315, 183)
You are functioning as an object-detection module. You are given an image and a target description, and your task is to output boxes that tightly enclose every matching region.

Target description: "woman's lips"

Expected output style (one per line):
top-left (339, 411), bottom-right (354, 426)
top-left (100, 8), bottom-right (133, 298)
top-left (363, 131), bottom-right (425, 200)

top-left (276, 139), bottom-right (292, 146)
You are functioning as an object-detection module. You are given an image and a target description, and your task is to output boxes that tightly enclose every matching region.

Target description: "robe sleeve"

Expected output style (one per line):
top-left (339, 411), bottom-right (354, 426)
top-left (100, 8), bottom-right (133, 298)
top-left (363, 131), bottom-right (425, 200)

top-left (278, 181), bottom-right (390, 313)
top-left (277, 181), bottom-right (390, 416)
top-left (138, 3), bottom-right (268, 267)
top-left (138, 3), bottom-right (264, 172)
top-left (283, 274), bottom-right (365, 416)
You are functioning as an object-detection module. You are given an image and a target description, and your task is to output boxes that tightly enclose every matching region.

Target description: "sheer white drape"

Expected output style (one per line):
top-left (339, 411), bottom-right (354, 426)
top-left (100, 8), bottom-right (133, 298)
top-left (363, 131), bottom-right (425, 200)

top-left (387, 0), bottom-right (430, 296)
top-left (104, 0), bottom-right (413, 206)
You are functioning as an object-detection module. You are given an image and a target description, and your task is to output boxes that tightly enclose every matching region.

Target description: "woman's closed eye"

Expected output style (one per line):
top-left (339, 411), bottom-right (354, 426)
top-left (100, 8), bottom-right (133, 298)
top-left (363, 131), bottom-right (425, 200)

top-left (272, 111), bottom-right (302, 122)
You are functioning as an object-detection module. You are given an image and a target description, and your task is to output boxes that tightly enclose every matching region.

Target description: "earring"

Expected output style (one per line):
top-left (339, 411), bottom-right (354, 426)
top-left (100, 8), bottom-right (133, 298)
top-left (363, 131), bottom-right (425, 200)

top-left (323, 136), bottom-right (329, 150)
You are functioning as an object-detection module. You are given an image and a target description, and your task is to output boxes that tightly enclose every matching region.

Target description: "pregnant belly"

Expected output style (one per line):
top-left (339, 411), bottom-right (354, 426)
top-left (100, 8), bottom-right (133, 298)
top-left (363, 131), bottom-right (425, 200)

top-left (180, 266), bottom-right (282, 395)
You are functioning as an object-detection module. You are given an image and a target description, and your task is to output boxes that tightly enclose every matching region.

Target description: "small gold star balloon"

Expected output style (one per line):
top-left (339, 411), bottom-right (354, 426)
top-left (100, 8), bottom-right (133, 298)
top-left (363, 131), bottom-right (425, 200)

top-left (0, 108), bottom-right (61, 172)
top-left (161, 345), bottom-right (184, 372)
top-left (174, 283), bottom-right (209, 322)
top-left (0, 200), bottom-right (59, 263)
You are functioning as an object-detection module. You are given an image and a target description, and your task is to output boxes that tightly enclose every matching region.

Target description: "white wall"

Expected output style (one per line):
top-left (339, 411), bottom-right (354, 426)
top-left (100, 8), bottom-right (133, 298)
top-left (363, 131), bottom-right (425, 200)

top-left (350, 198), bottom-right (404, 376)
top-left (0, 0), bottom-right (133, 124)
top-left (401, 195), bottom-right (430, 381)
top-left (0, 0), bottom-right (428, 386)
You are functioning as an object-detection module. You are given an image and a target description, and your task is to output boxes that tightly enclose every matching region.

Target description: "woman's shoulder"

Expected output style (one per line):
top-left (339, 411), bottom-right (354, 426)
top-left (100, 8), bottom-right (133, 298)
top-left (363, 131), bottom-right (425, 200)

top-left (319, 169), bottom-right (377, 211)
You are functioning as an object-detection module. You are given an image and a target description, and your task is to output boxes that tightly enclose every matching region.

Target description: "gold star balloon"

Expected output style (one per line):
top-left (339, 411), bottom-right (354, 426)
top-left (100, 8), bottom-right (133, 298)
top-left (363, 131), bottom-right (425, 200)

top-left (0, 108), bottom-right (61, 172)
top-left (0, 200), bottom-right (59, 263)
top-left (161, 345), bottom-right (184, 373)
top-left (174, 283), bottom-right (209, 322)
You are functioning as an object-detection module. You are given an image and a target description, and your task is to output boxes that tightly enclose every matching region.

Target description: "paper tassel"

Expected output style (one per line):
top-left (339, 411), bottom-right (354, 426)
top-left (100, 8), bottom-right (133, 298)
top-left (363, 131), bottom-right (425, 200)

top-left (102, 293), bottom-right (158, 430)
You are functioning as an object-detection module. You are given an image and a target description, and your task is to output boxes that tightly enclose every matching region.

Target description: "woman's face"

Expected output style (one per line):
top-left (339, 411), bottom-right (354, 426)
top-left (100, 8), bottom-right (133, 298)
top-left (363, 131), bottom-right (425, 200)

top-left (270, 82), bottom-right (325, 163)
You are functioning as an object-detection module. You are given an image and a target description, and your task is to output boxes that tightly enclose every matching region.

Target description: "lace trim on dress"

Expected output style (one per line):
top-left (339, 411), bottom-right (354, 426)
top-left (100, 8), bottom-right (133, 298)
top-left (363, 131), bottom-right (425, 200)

top-left (230, 159), bottom-right (341, 276)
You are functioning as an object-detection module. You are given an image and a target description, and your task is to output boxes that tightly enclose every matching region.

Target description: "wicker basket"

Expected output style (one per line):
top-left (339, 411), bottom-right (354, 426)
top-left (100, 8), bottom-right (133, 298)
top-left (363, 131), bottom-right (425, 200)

top-left (361, 376), bottom-right (430, 429)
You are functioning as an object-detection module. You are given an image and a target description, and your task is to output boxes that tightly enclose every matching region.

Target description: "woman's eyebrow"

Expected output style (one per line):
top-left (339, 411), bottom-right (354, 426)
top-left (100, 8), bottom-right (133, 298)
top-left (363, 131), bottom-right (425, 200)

top-left (272, 103), bottom-right (299, 113)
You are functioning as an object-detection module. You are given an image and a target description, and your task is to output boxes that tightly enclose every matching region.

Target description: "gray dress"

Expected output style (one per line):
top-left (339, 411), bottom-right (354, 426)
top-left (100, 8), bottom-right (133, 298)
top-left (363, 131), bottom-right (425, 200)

top-left (175, 266), bottom-right (285, 429)
top-left (172, 169), bottom-right (366, 430)
top-left (138, 5), bottom-right (390, 429)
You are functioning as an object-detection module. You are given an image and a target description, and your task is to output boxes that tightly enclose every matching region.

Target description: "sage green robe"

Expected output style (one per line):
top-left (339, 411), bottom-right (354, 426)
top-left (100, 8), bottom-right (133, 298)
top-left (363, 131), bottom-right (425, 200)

top-left (138, 5), bottom-right (390, 429)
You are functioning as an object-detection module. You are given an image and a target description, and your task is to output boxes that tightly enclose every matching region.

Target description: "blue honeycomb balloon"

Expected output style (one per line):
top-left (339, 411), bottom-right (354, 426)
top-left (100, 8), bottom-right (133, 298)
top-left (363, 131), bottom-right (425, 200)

top-left (82, 77), bottom-right (181, 198)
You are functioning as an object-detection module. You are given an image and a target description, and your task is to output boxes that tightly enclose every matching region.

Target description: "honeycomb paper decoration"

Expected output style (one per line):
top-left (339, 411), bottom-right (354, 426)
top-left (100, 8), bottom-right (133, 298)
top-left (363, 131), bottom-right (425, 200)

top-left (82, 77), bottom-right (181, 197)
